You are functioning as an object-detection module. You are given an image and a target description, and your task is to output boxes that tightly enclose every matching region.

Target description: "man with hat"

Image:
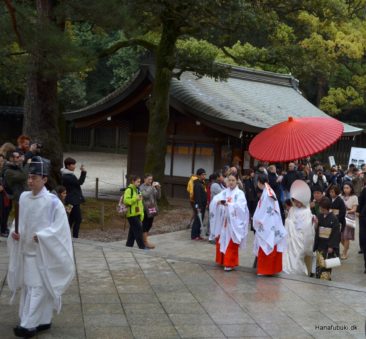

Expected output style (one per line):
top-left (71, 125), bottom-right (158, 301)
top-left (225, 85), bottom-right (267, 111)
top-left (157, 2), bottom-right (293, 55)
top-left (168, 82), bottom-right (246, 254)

top-left (191, 168), bottom-right (207, 240)
top-left (7, 156), bottom-right (75, 338)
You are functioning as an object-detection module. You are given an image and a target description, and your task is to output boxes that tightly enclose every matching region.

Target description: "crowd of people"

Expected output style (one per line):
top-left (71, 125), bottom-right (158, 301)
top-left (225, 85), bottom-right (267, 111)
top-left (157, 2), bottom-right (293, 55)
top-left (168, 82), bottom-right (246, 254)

top-left (187, 160), bottom-right (366, 279)
top-left (1, 134), bottom-right (366, 336)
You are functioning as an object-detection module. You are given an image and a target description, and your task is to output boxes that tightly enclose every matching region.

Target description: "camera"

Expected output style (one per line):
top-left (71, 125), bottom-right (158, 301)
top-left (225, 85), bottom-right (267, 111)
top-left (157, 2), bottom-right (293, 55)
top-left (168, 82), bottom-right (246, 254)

top-left (31, 142), bottom-right (43, 154)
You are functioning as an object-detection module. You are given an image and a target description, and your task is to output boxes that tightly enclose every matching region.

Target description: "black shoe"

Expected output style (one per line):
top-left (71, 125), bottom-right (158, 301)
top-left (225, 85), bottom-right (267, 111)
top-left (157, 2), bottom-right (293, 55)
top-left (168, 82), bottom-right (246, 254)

top-left (358, 250), bottom-right (364, 254)
top-left (13, 326), bottom-right (37, 338)
top-left (36, 323), bottom-right (52, 332)
top-left (364, 270), bottom-right (366, 274)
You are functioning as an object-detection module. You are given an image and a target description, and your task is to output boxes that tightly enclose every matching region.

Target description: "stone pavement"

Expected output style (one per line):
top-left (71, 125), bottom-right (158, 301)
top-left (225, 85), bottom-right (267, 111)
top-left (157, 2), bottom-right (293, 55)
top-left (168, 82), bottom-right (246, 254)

top-left (1, 233), bottom-right (366, 339)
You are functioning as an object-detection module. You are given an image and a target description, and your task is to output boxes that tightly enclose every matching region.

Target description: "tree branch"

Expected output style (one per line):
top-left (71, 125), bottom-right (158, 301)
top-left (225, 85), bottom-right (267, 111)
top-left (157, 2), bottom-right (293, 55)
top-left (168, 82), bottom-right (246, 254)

top-left (3, 0), bottom-right (23, 46)
top-left (99, 38), bottom-right (157, 58)
top-left (3, 51), bottom-right (28, 57)
top-left (221, 46), bottom-right (240, 64)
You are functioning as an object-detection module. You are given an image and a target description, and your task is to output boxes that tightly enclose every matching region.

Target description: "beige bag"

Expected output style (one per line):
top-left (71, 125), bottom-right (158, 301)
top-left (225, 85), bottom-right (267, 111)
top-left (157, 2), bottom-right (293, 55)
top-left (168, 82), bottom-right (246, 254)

top-left (345, 215), bottom-right (356, 229)
top-left (325, 254), bottom-right (341, 269)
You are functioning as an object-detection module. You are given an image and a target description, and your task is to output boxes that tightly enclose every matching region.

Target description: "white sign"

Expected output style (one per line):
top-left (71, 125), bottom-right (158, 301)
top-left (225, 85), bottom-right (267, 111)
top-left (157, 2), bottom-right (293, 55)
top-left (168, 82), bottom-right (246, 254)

top-left (328, 156), bottom-right (336, 167)
top-left (348, 147), bottom-right (366, 169)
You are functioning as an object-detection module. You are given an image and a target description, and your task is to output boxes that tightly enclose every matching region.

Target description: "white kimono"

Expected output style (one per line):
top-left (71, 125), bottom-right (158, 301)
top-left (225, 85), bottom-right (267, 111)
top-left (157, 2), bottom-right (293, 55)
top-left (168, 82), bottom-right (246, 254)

top-left (209, 186), bottom-right (250, 254)
top-left (283, 206), bottom-right (315, 275)
top-left (253, 183), bottom-right (287, 255)
top-left (7, 187), bottom-right (75, 329)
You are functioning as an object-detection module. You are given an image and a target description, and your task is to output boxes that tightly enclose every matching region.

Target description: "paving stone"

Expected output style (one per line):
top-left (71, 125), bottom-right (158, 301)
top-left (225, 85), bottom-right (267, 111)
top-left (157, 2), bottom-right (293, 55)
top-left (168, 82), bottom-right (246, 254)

top-left (84, 313), bottom-right (128, 328)
top-left (83, 303), bottom-right (124, 315)
top-left (156, 291), bottom-right (198, 303)
top-left (219, 324), bottom-right (269, 337)
top-left (169, 312), bottom-right (215, 325)
top-left (119, 292), bottom-right (159, 304)
top-left (40, 326), bottom-right (86, 338)
top-left (175, 324), bottom-right (225, 338)
top-left (53, 311), bottom-right (85, 327)
top-left (81, 294), bottom-right (120, 304)
top-left (162, 301), bottom-right (207, 314)
top-left (130, 325), bottom-right (179, 338)
top-left (126, 312), bottom-right (172, 326)
top-left (123, 303), bottom-right (166, 315)
top-left (209, 311), bottom-right (256, 325)
top-left (85, 326), bottom-right (133, 339)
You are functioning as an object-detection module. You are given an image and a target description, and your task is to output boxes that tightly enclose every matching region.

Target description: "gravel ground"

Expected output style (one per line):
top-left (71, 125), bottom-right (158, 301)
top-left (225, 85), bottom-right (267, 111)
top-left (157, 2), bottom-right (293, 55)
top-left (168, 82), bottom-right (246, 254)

top-left (79, 205), bottom-right (194, 242)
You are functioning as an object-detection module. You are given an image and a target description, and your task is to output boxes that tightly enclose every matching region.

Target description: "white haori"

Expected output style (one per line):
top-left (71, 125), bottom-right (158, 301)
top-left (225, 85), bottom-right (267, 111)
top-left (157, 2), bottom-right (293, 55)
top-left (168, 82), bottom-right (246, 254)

top-left (209, 186), bottom-right (250, 254)
top-left (7, 187), bottom-right (75, 327)
top-left (283, 206), bottom-right (315, 275)
top-left (253, 183), bottom-right (287, 256)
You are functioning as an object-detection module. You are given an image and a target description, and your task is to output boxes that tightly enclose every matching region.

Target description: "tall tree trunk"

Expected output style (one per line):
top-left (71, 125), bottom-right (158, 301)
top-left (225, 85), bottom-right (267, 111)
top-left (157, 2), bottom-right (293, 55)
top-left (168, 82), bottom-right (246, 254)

top-left (316, 76), bottom-right (328, 107)
top-left (144, 21), bottom-right (178, 201)
top-left (23, 0), bottom-right (62, 189)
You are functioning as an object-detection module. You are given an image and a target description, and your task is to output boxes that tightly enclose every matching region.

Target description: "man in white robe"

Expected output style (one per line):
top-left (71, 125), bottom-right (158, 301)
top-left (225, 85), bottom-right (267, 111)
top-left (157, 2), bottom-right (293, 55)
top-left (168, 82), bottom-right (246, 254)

top-left (283, 180), bottom-right (315, 275)
top-left (7, 156), bottom-right (75, 338)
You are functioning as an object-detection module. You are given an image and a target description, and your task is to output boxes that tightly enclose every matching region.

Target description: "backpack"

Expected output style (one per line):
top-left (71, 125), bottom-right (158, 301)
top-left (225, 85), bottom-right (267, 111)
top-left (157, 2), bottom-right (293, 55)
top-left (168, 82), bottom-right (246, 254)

top-left (187, 175), bottom-right (197, 201)
top-left (116, 187), bottom-right (132, 217)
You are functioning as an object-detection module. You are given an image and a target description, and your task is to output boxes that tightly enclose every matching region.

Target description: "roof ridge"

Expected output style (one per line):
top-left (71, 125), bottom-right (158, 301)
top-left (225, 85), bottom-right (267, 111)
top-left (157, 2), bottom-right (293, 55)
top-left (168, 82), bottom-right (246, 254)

top-left (221, 64), bottom-right (299, 89)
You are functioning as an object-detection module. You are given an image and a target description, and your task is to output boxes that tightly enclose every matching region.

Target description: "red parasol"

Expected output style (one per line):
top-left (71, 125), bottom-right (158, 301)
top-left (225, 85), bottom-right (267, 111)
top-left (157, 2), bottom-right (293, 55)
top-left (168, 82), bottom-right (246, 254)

top-left (249, 116), bottom-right (344, 162)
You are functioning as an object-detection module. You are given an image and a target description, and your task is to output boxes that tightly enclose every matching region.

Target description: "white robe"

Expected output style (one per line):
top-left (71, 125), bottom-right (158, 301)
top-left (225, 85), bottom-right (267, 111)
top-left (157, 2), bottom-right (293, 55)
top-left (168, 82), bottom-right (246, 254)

top-left (209, 186), bottom-right (249, 254)
top-left (253, 183), bottom-right (287, 255)
top-left (7, 187), bottom-right (75, 329)
top-left (283, 206), bottom-right (315, 275)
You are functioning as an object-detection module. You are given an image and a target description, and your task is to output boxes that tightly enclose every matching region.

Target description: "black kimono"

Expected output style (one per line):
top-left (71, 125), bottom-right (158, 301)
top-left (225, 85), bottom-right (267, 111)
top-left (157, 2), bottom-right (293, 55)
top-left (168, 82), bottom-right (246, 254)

top-left (331, 196), bottom-right (346, 232)
top-left (313, 212), bottom-right (341, 280)
top-left (357, 187), bottom-right (366, 271)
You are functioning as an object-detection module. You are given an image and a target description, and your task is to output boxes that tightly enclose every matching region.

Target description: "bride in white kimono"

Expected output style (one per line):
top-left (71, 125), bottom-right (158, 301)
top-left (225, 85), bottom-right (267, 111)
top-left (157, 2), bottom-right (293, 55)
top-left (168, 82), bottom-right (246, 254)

top-left (283, 180), bottom-right (315, 275)
top-left (209, 174), bottom-right (250, 271)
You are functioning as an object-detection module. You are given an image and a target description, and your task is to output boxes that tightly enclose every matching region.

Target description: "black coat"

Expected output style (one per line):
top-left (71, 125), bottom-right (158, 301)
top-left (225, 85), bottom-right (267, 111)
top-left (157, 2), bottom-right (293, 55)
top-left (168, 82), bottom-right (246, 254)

top-left (193, 179), bottom-right (207, 210)
top-left (357, 187), bottom-right (366, 218)
top-left (331, 196), bottom-right (346, 232)
top-left (268, 172), bottom-right (281, 199)
top-left (244, 177), bottom-right (257, 202)
top-left (62, 171), bottom-right (86, 205)
top-left (282, 170), bottom-right (302, 192)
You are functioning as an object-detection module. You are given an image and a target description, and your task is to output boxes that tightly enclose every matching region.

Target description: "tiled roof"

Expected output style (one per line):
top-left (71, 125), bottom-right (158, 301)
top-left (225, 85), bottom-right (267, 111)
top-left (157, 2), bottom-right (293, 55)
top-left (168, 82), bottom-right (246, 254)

top-left (64, 64), bottom-right (362, 136)
top-left (169, 65), bottom-right (361, 136)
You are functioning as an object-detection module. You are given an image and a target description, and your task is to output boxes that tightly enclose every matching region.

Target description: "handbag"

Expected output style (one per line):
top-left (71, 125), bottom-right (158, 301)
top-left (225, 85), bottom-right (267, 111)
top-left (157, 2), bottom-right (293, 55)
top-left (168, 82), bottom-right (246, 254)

top-left (146, 204), bottom-right (158, 218)
top-left (324, 253), bottom-right (341, 269)
top-left (345, 214), bottom-right (356, 229)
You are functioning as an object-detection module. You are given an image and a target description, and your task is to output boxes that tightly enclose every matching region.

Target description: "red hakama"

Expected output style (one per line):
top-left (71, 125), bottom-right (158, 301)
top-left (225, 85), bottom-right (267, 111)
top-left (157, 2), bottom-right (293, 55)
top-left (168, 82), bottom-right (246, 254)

top-left (216, 238), bottom-right (239, 268)
top-left (257, 245), bottom-right (282, 275)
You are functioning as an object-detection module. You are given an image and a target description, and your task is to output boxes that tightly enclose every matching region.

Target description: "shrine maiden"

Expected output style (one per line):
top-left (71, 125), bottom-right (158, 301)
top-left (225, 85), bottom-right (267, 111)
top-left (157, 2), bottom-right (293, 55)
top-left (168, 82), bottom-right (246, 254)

top-left (253, 174), bottom-right (287, 275)
top-left (210, 174), bottom-right (250, 271)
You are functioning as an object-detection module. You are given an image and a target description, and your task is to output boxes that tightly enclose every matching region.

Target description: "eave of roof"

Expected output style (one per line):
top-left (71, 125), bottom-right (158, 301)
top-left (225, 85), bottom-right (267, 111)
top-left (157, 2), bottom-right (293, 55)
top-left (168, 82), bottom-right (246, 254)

top-left (63, 68), bottom-right (149, 121)
top-left (63, 63), bottom-right (362, 136)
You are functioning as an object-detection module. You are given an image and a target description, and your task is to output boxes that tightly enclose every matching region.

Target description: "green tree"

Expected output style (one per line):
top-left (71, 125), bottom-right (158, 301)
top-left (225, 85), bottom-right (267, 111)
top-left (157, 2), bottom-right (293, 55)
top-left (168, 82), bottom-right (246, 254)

top-left (91, 0), bottom-right (244, 199)
top-left (216, 0), bottom-right (366, 115)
